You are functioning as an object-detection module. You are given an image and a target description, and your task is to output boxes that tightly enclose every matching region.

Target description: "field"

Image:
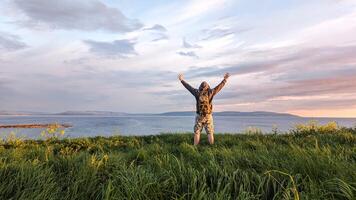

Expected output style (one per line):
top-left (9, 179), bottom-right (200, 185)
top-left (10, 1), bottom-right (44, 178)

top-left (0, 122), bottom-right (355, 200)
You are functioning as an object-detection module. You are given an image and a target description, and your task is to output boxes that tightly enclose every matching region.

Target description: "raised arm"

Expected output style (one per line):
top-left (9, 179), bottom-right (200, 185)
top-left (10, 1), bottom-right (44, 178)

top-left (178, 74), bottom-right (198, 96)
top-left (212, 73), bottom-right (230, 96)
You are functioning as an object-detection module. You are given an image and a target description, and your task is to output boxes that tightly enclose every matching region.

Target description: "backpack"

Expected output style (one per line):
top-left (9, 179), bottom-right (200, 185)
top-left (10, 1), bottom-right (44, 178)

top-left (198, 90), bottom-right (211, 115)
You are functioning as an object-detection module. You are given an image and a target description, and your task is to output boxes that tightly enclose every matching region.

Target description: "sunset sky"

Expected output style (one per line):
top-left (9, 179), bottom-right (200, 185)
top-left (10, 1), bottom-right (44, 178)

top-left (0, 0), bottom-right (356, 117)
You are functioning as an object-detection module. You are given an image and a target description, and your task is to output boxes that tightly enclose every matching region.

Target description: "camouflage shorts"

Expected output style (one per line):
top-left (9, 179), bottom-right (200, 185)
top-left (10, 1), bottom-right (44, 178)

top-left (194, 114), bottom-right (214, 135)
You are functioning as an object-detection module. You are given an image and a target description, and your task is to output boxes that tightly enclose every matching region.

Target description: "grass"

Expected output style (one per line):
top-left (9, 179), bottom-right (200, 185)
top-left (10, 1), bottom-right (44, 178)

top-left (0, 122), bottom-right (355, 199)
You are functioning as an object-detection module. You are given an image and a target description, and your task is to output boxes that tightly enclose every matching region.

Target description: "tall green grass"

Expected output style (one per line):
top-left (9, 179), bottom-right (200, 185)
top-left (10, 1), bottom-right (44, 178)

top-left (0, 122), bottom-right (355, 199)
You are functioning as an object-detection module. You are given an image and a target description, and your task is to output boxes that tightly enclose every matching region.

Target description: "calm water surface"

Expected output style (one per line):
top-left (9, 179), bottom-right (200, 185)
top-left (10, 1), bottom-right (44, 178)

top-left (0, 115), bottom-right (355, 139)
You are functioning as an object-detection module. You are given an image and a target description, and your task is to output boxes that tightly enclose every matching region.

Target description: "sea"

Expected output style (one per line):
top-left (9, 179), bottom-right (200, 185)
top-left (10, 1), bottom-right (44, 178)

top-left (0, 115), bottom-right (355, 139)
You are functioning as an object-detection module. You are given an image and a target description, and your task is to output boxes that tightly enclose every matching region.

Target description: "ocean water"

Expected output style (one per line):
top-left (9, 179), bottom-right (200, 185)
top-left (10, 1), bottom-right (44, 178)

top-left (0, 115), bottom-right (355, 139)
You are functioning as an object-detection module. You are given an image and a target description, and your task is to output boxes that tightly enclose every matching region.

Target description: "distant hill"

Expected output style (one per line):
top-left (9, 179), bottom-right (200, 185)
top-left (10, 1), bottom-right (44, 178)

top-left (157, 111), bottom-right (300, 117)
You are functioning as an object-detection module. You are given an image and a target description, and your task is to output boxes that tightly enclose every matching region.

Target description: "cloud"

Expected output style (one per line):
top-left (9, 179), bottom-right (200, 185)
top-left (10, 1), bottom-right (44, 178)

top-left (185, 44), bottom-right (356, 78)
top-left (0, 76), bottom-right (19, 101)
top-left (142, 24), bottom-right (168, 42)
top-left (12, 0), bottom-right (142, 32)
top-left (182, 37), bottom-right (201, 48)
top-left (214, 81), bottom-right (356, 114)
top-left (84, 39), bottom-right (137, 58)
top-left (237, 74), bottom-right (356, 102)
top-left (279, 75), bottom-right (356, 97)
top-left (143, 24), bottom-right (167, 32)
top-left (177, 51), bottom-right (198, 58)
top-left (1, 0), bottom-right (356, 116)
top-left (0, 68), bottom-right (178, 112)
top-left (153, 72), bottom-right (356, 111)
top-left (0, 32), bottom-right (28, 51)
top-left (199, 16), bottom-right (250, 41)
top-left (151, 34), bottom-right (169, 42)
top-left (26, 69), bottom-right (177, 91)
top-left (176, 0), bottom-right (229, 23)
top-left (184, 59), bottom-right (284, 78)
top-left (202, 27), bottom-right (235, 40)
top-left (179, 44), bottom-right (356, 113)
top-left (225, 74), bottom-right (356, 107)
top-left (73, 69), bottom-right (177, 88)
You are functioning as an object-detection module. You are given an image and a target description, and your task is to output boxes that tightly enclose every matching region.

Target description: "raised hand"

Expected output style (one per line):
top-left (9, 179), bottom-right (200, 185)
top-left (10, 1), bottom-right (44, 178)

top-left (224, 73), bottom-right (230, 80)
top-left (178, 73), bottom-right (184, 81)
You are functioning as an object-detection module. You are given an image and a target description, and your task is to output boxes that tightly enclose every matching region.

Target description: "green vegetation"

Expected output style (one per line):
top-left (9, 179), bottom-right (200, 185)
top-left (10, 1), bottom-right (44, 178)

top-left (0, 122), bottom-right (355, 199)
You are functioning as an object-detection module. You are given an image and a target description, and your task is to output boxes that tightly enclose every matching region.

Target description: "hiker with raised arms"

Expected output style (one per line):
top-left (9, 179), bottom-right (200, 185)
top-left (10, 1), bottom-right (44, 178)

top-left (178, 73), bottom-right (230, 145)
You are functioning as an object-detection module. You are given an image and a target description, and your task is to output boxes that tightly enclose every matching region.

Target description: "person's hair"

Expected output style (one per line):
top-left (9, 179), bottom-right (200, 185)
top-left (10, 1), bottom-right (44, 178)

top-left (199, 81), bottom-right (210, 91)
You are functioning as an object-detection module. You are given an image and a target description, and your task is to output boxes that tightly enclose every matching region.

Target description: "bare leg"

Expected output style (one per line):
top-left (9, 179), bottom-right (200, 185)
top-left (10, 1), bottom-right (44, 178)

top-left (194, 115), bottom-right (203, 145)
top-left (194, 133), bottom-right (201, 145)
top-left (205, 114), bottom-right (214, 145)
top-left (207, 134), bottom-right (214, 145)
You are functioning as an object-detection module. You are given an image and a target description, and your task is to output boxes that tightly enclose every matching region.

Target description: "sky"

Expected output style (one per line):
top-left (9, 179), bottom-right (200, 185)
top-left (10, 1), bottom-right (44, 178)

top-left (0, 0), bottom-right (356, 117)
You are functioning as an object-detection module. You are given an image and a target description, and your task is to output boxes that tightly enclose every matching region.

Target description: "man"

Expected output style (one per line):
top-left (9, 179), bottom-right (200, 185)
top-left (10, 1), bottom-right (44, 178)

top-left (178, 73), bottom-right (230, 145)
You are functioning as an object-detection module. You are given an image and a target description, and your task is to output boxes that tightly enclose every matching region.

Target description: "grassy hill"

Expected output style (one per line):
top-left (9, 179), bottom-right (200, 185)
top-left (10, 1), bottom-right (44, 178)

top-left (0, 122), bottom-right (355, 199)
